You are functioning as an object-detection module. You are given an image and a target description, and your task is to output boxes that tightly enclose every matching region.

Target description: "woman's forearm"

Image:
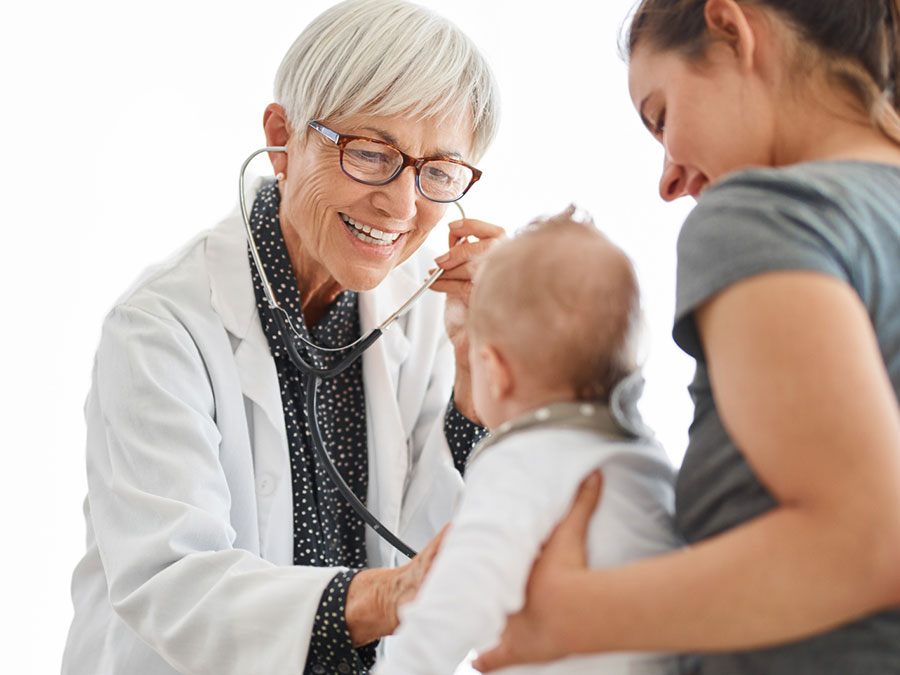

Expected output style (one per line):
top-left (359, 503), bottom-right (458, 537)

top-left (552, 504), bottom-right (900, 655)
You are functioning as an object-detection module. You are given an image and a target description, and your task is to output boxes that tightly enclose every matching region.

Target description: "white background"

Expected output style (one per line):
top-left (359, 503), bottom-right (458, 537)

top-left (1, 1), bottom-right (696, 671)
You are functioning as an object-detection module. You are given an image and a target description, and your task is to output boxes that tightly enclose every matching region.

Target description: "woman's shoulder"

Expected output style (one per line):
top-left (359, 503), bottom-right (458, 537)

top-left (679, 160), bottom-right (900, 262)
top-left (694, 160), bottom-right (900, 224)
top-left (673, 161), bottom-right (900, 356)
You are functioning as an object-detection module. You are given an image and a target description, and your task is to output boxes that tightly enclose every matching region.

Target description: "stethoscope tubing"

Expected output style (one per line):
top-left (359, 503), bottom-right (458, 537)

top-left (305, 372), bottom-right (419, 559)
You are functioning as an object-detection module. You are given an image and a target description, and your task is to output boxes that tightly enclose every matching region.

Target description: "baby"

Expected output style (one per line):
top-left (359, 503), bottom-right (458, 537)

top-left (374, 208), bottom-right (681, 674)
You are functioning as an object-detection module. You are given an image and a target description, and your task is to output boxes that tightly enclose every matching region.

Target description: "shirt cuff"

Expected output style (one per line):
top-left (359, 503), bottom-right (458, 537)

top-left (305, 570), bottom-right (378, 675)
top-left (443, 392), bottom-right (489, 476)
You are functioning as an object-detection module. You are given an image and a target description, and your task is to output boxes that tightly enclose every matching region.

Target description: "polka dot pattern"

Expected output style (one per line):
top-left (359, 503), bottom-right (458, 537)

top-left (249, 182), bottom-right (373, 671)
top-left (249, 182), bottom-right (369, 570)
top-left (444, 394), bottom-right (488, 476)
top-left (308, 571), bottom-right (376, 674)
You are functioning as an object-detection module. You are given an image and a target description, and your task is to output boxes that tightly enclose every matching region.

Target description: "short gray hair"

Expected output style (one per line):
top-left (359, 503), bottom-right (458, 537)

top-left (274, 0), bottom-right (500, 160)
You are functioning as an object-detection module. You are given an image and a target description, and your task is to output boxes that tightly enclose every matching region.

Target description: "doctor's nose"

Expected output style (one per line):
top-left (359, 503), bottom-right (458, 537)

top-left (373, 167), bottom-right (418, 221)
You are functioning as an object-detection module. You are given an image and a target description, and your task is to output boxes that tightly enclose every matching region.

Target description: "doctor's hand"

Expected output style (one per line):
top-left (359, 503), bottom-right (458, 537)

top-left (472, 472), bottom-right (603, 672)
top-left (345, 525), bottom-right (449, 647)
top-left (431, 217), bottom-right (506, 422)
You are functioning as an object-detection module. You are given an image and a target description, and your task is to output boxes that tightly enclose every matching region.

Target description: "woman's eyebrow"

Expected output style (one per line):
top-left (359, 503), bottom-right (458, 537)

top-left (638, 97), bottom-right (654, 133)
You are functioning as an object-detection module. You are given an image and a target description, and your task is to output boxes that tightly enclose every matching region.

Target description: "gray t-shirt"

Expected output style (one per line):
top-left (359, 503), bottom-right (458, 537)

top-left (673, 161), bottom-right (900, 674)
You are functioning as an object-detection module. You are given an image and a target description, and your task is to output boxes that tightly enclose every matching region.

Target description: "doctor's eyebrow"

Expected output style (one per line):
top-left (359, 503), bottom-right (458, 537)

top-left (362, 126), bottom-right (464, 160)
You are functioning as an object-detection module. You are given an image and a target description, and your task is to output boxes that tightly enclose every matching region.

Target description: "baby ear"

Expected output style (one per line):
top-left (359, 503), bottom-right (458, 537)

top-left (481, 344), bottom-right (514, 402)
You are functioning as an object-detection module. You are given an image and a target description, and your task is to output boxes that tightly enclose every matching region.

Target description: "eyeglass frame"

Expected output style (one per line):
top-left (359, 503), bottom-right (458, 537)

top-left (306, 120), bottom-right (482, 203)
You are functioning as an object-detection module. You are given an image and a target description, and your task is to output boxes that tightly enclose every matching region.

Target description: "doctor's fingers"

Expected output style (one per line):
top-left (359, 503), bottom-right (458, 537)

top-left (416, 523), bottom-right (450, 569)
top-left (428, 278), bottom-right (474, 304)
top-left (434, 238), bottom-right (496, 274)
top-left (448, 217), bottom-right (506, 245)
top-left (393, 524), bottom-right (451, 611)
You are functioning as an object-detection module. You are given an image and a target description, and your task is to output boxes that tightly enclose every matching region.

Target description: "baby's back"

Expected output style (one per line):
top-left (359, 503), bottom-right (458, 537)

top-left (377, 414), bottom-right (682, 675)
top-left (497, 429), bottom-right (681, 675)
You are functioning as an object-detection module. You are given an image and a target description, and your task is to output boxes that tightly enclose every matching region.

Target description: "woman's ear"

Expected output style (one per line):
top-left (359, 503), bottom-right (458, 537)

top-left (704, 0), bottom-right (757, 72)
top-left (262, 103), bottom-right (292, 176)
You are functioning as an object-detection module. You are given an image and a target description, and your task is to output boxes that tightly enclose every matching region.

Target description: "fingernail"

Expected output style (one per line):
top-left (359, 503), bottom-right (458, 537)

top-left (434, 253), bottom-right (449, 264)
top-left (449, 220), bottom-right (463, 229)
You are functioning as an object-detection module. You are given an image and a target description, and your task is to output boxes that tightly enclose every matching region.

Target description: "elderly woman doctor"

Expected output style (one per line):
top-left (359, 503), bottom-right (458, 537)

top-left (62, 1), bottom-right (501, 673)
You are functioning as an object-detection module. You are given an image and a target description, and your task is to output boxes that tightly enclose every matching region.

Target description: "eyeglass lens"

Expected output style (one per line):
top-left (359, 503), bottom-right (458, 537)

top-left (341, 139), bottom-right (473, 202)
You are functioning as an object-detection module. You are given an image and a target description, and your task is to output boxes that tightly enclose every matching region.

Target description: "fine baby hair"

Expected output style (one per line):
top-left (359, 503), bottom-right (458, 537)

top-left (625, 0), bottom-right (900, 146)
top-left (468, 206), bottom-right (641, 403)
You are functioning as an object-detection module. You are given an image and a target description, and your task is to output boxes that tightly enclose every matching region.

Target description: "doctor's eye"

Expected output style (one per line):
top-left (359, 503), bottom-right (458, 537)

top-left (346, 147), bottom-right (393, 166)
top-left (423, 164), bottom-right (453, 185)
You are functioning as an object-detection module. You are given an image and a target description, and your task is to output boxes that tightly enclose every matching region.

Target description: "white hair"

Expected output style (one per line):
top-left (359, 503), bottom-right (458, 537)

top-left (274, 0), bottom-right (500, 161)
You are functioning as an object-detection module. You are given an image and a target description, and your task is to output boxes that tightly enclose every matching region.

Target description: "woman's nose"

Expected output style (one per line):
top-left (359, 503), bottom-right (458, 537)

top-left (659, 156), bottom-right (689, 202)
top-left (374, 167), bottom-right (418, 220)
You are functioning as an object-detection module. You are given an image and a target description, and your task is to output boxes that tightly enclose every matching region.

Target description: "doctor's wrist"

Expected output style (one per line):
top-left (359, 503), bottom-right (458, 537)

top-left (345, 567), bottom-right (398, 647)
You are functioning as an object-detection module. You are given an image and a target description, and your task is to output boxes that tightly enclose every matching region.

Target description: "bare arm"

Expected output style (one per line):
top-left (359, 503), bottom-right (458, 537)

top-left (476, 271), bottom-right (900, 669)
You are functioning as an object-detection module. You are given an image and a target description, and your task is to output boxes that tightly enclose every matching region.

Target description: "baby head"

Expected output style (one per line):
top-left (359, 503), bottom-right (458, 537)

top-left (468, 207), bottom-right (641, 430)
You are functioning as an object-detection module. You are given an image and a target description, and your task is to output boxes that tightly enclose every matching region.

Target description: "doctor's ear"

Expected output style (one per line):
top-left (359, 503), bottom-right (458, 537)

top-left (263, 103), bottom-right (292, 176)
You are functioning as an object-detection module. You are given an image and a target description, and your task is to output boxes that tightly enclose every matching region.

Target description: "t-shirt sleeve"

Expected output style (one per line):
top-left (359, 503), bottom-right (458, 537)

top-left (673, 170), bottom-right (858, 358)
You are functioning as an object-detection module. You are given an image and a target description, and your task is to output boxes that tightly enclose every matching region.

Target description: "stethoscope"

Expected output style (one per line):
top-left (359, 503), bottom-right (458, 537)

top-left (240, 146), bottom-right (467, 559)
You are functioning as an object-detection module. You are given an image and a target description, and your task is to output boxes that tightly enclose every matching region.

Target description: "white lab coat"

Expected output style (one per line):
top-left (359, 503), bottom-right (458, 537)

top-left (62, 181), bottom-right (465, 675)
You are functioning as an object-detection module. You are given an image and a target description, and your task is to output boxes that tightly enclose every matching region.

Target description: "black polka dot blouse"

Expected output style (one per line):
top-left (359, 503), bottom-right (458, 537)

top-left (248, 182), bottom-right (485, 673)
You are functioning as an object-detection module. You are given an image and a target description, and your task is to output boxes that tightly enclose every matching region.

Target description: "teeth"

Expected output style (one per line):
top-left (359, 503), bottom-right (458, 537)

top-left (340, 214), bottom-right (402, 245)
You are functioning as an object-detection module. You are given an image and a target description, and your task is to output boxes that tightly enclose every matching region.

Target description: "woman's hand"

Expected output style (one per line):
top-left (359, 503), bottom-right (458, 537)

top-left (345, 525), bottom-right (449, 646)
top-left (431, 217), bottom-right (506, 421)
top-left (472, 472), bottom-right (603, 672)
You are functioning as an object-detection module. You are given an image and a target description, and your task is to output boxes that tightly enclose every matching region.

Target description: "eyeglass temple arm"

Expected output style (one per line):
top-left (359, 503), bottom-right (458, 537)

top-left (307, 120), bottom-right (339, 143)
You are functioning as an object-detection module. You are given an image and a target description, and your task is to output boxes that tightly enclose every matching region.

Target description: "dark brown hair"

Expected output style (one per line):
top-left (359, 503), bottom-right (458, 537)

top-left (626, 0), bottom-right (900, 144)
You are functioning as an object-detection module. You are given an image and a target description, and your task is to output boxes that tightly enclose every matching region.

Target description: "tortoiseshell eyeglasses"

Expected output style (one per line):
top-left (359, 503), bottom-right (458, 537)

top-left (307, 120), bottom-right (481, 203)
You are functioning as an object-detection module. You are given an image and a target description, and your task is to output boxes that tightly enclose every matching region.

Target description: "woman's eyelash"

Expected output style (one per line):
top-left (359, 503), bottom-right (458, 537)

top-left (653, 111), bottom-right (666, 136)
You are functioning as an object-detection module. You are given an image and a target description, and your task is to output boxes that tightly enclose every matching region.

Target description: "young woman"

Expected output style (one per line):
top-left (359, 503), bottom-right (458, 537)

top-left (474, 1), bottom-right (900, 673)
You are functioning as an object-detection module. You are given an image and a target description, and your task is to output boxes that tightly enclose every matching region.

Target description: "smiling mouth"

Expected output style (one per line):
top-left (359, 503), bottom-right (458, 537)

top-left (340, 213), bottom-right (403, 247)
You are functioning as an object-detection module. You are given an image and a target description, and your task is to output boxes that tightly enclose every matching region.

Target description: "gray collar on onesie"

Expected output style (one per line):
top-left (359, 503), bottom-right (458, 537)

top-left (467, 371), bottom-right (651, 469)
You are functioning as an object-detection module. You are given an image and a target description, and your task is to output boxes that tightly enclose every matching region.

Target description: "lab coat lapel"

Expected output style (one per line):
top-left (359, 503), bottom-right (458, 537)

top-left (359, 264), bottom-right (414, 566)
top-left (206, 212), bottom-right (285, 429)
top-left (206, 207), bottom-right (293, 564)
